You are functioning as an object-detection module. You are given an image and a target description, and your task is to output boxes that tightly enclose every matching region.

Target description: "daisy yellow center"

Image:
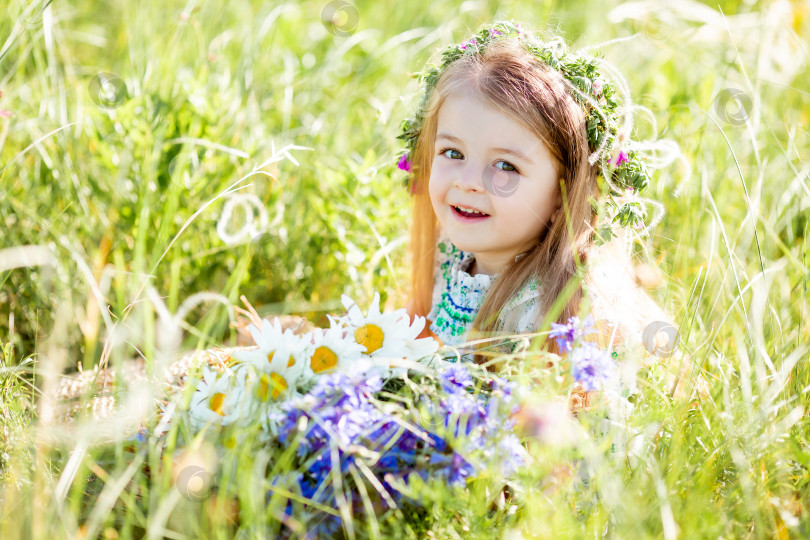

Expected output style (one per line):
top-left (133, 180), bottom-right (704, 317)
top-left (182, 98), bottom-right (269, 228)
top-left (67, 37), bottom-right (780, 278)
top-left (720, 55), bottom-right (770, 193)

top-left (311, 346), bottom-right (338, 373)
top-left (258, 372), bottom-right (288, 401)
top-left (267, 351), bottom-right (295, 368)
top-left (355, 324), bottom-right (384, 354)
top-left (209, 393), bottom-right (226, 416)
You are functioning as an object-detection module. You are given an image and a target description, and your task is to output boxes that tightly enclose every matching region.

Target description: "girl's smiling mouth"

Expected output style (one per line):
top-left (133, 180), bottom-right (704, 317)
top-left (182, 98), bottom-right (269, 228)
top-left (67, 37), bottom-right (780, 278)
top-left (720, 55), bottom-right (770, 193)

top-left (451, 204), bottom-right (491, 221)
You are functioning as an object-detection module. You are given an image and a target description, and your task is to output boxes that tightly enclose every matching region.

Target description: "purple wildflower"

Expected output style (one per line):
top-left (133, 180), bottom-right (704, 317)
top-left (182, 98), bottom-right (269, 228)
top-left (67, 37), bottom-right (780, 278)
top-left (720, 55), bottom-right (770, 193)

top-left (549, 315), bottom-right (596, 354)
top-left (490, 375), bottom-right (515, 397)
top-left (428, 451), bottom-right (475, 484)
top-left (439, 364), bottom-right (473, 394)
top-left (397, 153), bottom-right (411, 172)
top-left (571, 342), bottom-right (616, 391)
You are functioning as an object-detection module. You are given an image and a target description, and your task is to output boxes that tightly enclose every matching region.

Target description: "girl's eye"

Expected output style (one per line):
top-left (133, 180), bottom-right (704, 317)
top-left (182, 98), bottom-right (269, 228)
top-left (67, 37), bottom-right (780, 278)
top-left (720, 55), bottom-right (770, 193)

top-left (495, 160), bottom-right (518, 173)
top-left (439, 148), bottom-right (463, 160)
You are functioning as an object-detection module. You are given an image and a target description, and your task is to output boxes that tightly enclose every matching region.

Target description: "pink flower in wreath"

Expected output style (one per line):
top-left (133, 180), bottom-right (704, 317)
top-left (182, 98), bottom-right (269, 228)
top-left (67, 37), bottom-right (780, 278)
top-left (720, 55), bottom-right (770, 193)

top-left (397, 153), bottom-right (411, 172)
top-left (460, 37), bottom-right (477, 50)
top-left (610, 150), bottom-right (629, 167)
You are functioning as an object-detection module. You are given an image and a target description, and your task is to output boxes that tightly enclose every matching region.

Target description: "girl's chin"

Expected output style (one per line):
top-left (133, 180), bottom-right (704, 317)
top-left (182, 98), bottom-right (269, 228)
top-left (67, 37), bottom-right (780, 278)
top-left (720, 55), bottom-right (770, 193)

top-left (443, 235), bottom-right (487, 253)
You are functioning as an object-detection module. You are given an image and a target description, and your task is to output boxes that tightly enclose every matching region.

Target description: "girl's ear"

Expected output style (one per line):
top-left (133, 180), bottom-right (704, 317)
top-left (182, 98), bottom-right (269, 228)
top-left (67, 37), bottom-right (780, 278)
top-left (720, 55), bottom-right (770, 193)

top-left (550, 187), bottom-right (563, 223)
top-left (550, 205), bottom-right (562, 224)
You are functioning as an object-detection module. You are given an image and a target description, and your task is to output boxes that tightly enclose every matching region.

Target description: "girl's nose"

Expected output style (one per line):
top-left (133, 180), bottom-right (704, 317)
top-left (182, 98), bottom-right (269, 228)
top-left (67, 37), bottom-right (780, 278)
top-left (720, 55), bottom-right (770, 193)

top-left (452, 162), bottom-right (485, 193)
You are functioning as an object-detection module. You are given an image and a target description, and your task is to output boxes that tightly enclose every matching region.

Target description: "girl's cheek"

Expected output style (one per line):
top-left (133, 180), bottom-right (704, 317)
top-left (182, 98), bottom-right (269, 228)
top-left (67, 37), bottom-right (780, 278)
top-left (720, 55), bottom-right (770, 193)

top-left (427, 176), bottom-right (442, 207)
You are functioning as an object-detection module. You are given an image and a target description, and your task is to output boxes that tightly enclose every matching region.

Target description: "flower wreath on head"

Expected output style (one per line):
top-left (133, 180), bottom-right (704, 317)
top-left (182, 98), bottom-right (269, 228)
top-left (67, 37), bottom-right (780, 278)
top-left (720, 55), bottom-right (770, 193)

top-left (394, 19), bottom-right (679, 242)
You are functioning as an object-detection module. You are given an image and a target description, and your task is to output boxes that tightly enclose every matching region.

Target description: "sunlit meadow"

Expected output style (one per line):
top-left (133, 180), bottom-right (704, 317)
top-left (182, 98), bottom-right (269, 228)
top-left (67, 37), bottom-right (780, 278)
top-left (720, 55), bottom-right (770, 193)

top-left (1, 0), bottom-right (808, 538)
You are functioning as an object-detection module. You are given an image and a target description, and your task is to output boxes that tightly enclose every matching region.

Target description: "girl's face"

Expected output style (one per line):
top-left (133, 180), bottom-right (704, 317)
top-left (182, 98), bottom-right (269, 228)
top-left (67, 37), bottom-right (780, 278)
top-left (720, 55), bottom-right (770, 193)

top-left (428, 88), bottom-right (562, 276)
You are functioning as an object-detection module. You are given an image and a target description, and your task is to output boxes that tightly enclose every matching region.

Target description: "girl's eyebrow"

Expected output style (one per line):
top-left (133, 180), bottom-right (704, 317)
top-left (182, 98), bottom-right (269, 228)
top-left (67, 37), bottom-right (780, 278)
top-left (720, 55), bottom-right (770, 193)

top-left (436, 132), bottom-right (534, 164)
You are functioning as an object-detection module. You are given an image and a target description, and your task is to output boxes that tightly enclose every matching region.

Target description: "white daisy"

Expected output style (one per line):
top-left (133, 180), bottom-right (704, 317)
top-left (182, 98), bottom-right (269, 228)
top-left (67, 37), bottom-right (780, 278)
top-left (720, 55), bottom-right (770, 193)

top-left (237, 363), bottom-right (301, 434)
top-left (188, 367), bottom-right (248, 427)
top-left (338, 293), bottom-right (439, 370)
top-left (247, 317), bottom-right (293, 351)
top-left (300, 325), bottom-right (366, 381)
top-left (230, 317), bottom-right (311, 393)
top-left (339, 292), bottom-right (417, 356)
top-left (398, 312), bottom-right (440, 362)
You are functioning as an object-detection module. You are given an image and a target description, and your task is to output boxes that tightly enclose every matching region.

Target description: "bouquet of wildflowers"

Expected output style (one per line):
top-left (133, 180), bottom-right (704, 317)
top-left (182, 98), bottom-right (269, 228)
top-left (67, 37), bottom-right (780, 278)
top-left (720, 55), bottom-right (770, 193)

top-left (156, 293), bottom-right (529, 536)
top-left (53, 290), bottom-right (634, 536)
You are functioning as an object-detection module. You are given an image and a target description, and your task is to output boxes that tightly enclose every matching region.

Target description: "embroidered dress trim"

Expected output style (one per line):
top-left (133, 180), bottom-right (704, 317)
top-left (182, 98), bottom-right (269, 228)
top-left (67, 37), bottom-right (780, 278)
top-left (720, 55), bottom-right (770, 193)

top-left (427, 239), bottom-right (492, 346)
top-left (427, 237), bottom-right (543, 351)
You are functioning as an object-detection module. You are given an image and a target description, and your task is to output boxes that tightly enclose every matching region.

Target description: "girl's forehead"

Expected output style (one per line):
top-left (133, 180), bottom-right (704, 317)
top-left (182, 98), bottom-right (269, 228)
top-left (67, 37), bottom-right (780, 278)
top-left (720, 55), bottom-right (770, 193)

top-left (437, 89), bottom-right (539, 143)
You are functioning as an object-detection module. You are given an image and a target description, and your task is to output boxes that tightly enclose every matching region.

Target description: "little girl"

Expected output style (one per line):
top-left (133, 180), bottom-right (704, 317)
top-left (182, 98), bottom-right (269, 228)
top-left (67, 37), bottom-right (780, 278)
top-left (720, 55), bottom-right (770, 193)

top-left (398, 20), bottom-right (674, 361)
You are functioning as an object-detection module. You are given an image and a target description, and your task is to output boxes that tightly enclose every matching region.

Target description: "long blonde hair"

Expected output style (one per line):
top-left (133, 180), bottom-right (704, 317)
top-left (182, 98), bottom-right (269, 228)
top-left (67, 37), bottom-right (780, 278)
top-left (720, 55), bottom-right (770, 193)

top-left (406, 37), bottom-right (670, 358)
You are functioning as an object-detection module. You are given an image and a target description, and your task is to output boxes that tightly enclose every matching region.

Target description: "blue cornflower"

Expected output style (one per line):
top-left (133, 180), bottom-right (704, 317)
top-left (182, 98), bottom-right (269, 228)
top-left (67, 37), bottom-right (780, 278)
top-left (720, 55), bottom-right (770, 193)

top-left (265, 353), bottom-right (528, 533)
top-left (571, 342), bottom-right (616, 391)
top-left (429, 451), bottom-right (475, 485)
top-left (439, 364), bottom-right (474, 394)
top-left (490, 375), bottom-right (515, 397)
top-left (497, 433), bottom-right (527, 475)
top-left (549, 314), bottom-right (597, 354)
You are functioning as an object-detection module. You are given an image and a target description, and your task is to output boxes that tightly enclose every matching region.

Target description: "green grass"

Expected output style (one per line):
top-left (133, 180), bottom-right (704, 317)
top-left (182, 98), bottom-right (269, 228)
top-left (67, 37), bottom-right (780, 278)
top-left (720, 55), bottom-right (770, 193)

top-left (1, 0), bottom-right (809, 537)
